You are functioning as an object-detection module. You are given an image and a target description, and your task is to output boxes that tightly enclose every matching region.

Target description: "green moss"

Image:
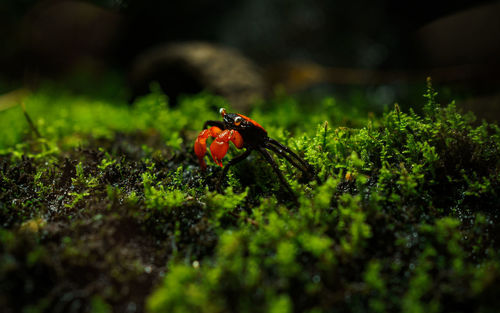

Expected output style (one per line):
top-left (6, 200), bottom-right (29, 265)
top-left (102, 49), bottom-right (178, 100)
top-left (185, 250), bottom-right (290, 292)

top-left (90, 296), bottom-right (112, 313)
top-left (1, 80), bottom-right (500, 312)
top-left (147, 264), bottom-right (222, 313)
top-left (142, 171), bottom-right (186, 210)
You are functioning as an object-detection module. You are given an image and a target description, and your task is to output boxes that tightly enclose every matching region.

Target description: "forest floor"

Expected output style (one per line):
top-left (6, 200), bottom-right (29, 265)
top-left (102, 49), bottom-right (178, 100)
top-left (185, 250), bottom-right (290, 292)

top-left (1, 80), bottom-right (500, 313)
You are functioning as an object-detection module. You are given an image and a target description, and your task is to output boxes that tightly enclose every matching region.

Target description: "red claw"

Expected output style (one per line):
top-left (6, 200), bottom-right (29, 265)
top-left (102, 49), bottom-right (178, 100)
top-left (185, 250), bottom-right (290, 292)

top-left (210, 139), bottom-right (229, 167)
top-left (194, 124), bottom-right (244, 169)
top-left (194, 126), bottom-right (222, 170)
top-left (231, 130), bottom-right (244, 149)
top-left (209, 130), bottom-right (233, 167)
top-left (210, 130), bottom-right (244, 167)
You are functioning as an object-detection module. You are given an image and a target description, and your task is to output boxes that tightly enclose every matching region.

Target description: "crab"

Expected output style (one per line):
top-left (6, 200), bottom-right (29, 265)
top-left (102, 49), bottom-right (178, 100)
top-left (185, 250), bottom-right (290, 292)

top-left (194, 108), bottom-right (317, 195)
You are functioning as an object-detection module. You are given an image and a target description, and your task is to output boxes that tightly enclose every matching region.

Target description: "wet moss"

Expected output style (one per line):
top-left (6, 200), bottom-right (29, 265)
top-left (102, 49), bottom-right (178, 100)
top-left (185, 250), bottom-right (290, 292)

top-left (1, 81), bottom-right (500, 312)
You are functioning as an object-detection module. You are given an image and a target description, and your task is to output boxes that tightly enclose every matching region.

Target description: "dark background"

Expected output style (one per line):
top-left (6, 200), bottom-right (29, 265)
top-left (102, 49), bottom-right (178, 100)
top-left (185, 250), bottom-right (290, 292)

top-left (1, 0), bottom-right (499, 117)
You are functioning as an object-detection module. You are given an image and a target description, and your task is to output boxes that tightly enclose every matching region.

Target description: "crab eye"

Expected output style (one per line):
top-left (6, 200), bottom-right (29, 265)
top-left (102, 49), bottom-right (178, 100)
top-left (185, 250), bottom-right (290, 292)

top-left (234, 116), bottom-right (242, 126)
top-left (219, 108), bottom-right (226, 117)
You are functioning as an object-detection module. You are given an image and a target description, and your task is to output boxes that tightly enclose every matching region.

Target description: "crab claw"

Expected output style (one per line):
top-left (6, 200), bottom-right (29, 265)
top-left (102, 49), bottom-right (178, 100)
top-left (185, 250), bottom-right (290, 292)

top-left (210, 130), bottom-right (231, 167)
top-left (194, 126), bottom-right (222, 170)
top-left (210, 140), bottom-right (229, 167)
top-left (209, 130), bottom-right (244, 167)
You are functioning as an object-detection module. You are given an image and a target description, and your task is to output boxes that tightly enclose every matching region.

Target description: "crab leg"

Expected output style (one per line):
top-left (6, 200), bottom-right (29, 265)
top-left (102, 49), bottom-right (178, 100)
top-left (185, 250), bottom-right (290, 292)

top-left (210, 130), bottom-right (244, 167)
top-left (216, 149), bottom-right (252, 192)
top-left (194, 126), bottom-right (222, 170)
top-left (257, 147), bottom-right (295, 197)
top-left (267, 138), bottom-right (314, 172)
top-left (265, 143), bottom-right (309, 175)
top-left (267, 138), bottom-right (319, 183)
top-left (203, 120), bottom-right (225, 130)
top-left (265, 142), bottom-right (320, 183)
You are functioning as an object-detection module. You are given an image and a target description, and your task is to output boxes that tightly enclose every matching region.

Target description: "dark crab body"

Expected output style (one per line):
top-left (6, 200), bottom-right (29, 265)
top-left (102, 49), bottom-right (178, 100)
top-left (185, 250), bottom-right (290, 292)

top-left (223, 113), bottom-right (267, 147)
top-left (194, 108), bottom-right (317, 196)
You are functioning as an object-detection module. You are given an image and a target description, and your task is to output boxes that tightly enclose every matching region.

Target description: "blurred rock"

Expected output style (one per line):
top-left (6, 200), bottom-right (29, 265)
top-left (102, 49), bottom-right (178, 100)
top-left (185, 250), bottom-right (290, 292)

top-left (416, 2), bottom-right (500, 68)
top-left (129, 42), bottom-right (266, 112)
top-left (415, 3), bottom-right (500, 121)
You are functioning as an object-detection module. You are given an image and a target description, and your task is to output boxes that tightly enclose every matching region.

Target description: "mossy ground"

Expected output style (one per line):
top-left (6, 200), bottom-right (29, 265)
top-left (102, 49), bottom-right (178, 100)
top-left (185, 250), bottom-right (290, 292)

top-left (1, 80), bottom-right (500, 313)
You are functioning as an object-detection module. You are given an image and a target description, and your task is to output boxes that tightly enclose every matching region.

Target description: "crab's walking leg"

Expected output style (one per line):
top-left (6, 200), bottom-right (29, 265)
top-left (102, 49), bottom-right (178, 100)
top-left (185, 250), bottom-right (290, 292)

top-left (203, 120), bottom-right (225, 130)
top-left (216, 149), bottom-right (252, 192)
top-left (267, 138), bottom-right (320, 183)
top-left (265, 143), bottom-right (308, 174)
top-left (257, 147), bottom-right (296, 198)
top-left (194, 126), bottom-right (222, 170)
top-left (267, 138), bottom-right (314, 171)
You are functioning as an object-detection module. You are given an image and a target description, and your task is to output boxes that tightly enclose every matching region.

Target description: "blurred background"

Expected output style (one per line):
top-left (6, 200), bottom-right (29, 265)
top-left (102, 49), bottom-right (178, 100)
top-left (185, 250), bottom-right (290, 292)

top-left (1, 0), bottom-right (500, 119)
